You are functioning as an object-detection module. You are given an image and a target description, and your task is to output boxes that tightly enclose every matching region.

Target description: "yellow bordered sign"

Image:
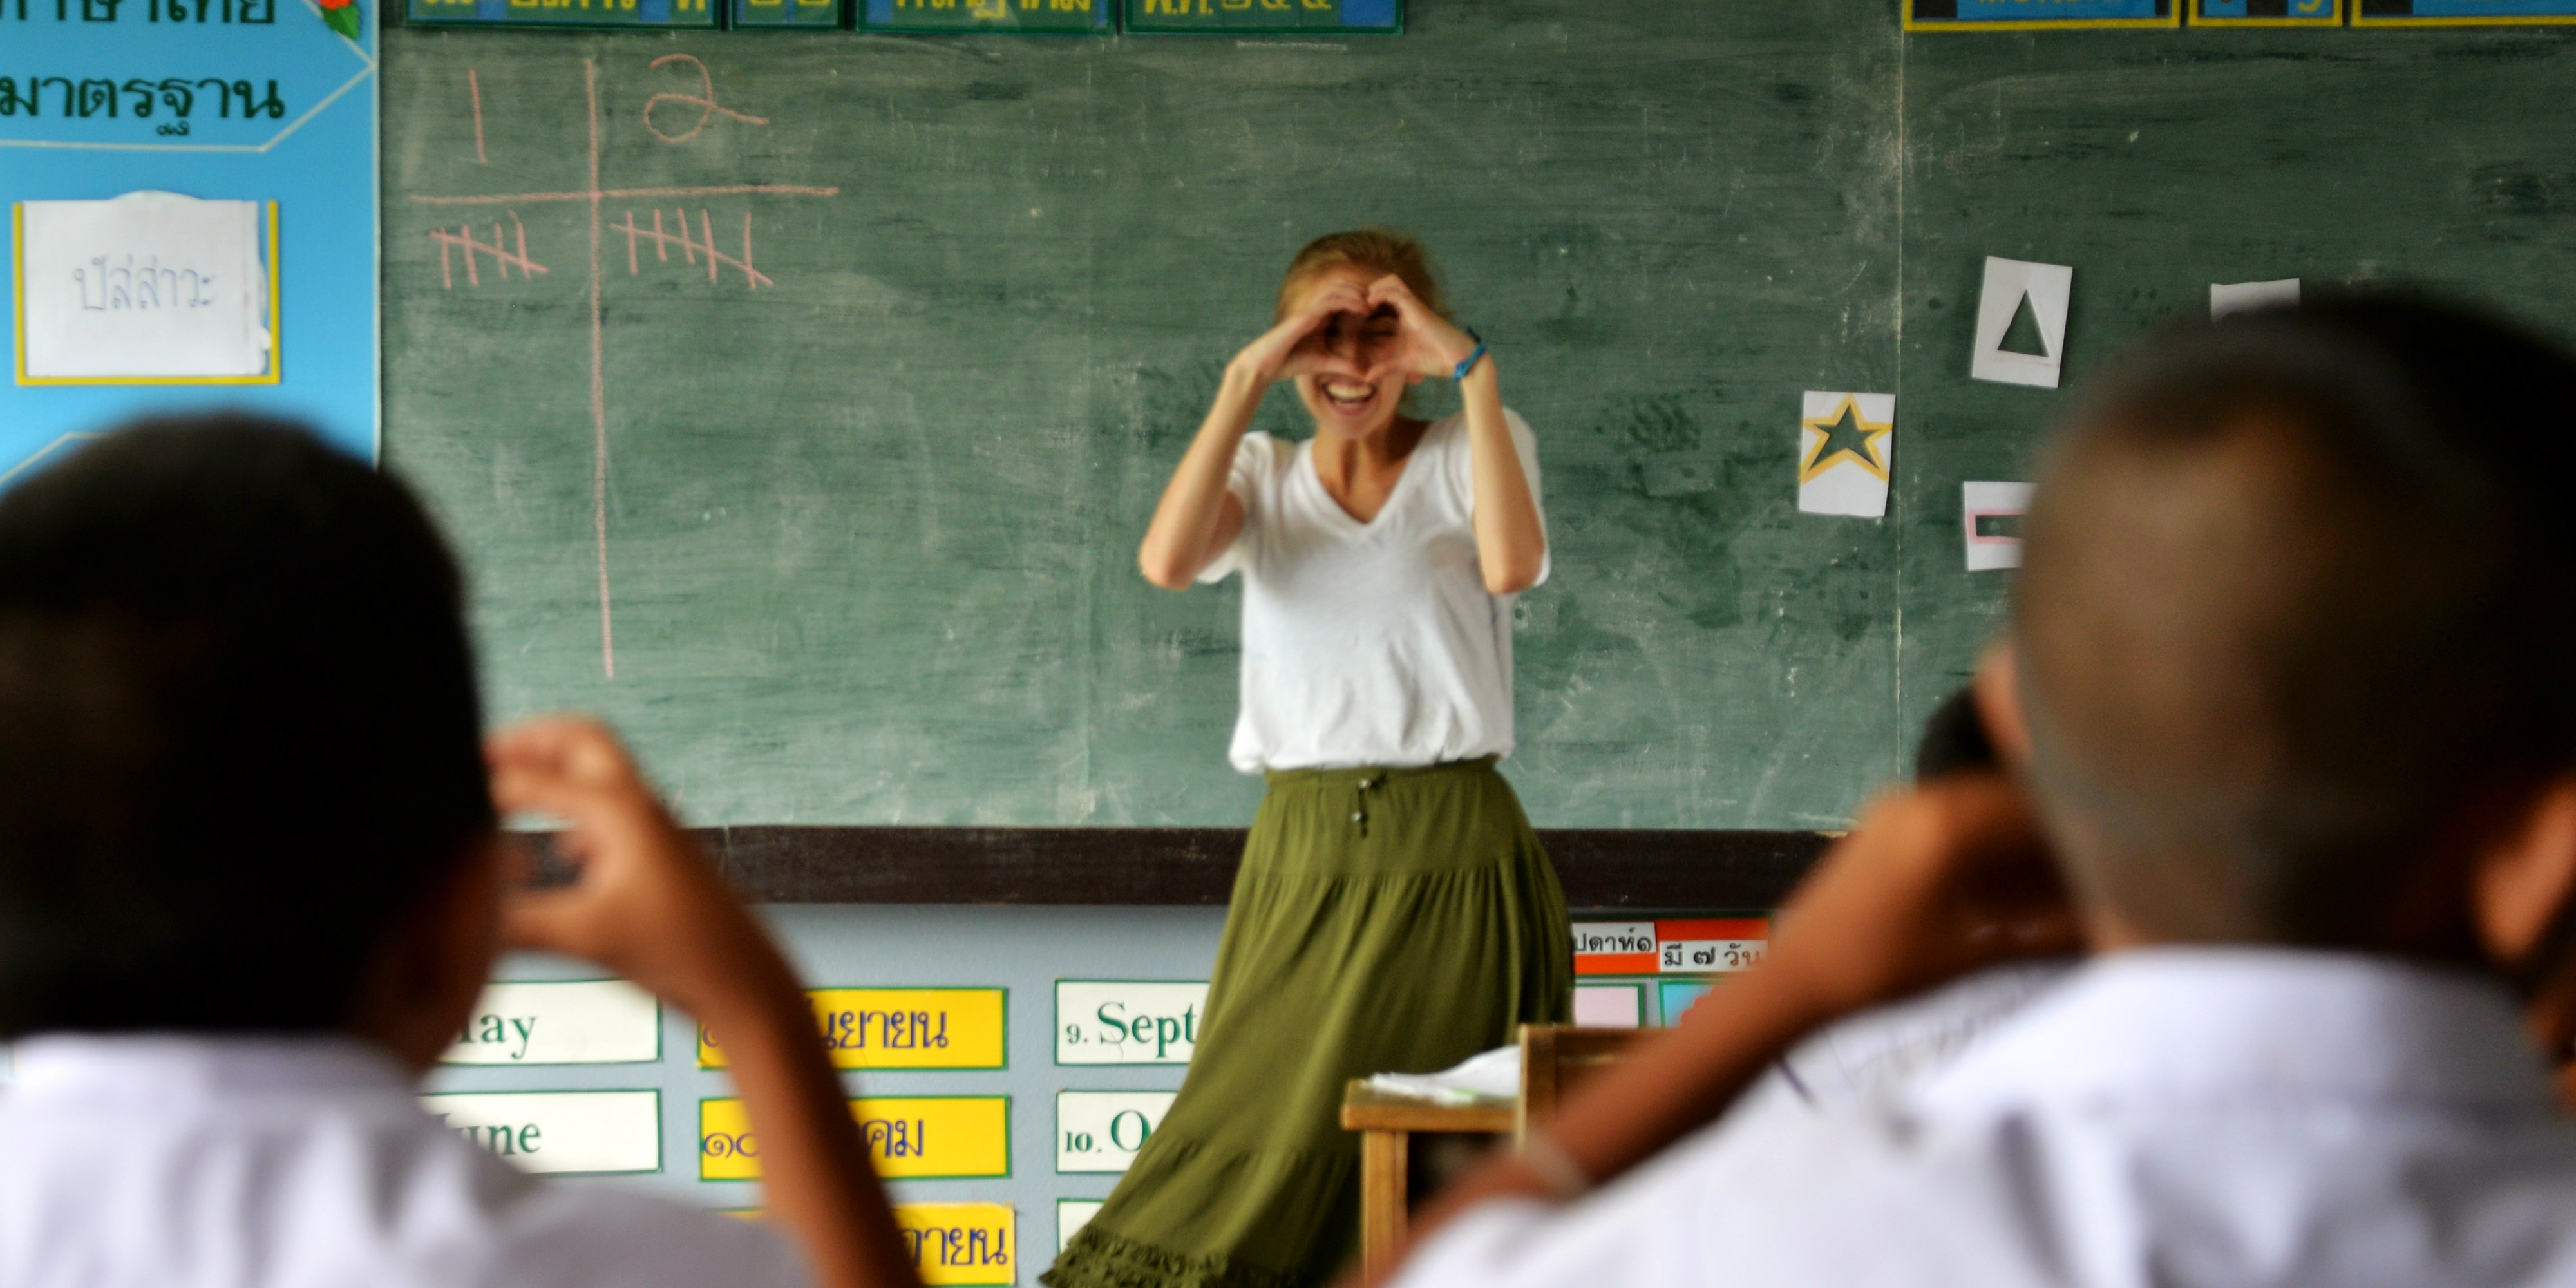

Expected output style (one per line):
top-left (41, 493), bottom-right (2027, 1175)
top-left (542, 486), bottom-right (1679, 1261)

top-left (1905, 0), bottom-right (2179, 29)
top-left (2353, 0), bottom-right (2576, 24)
top-left (721, 1201), bottom-right (1018, 1286)
top-left (2191, 0), bottom-right (2341, 24)
top-left (700, 987), bottom-right (1005, 1070)
top-left (700, 1095), bottom-right (1010, 1180)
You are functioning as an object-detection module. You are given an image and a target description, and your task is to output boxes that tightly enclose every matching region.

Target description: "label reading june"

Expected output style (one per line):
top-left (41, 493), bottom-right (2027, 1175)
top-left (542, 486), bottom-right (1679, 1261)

top-left (701, 1096), bottom-right (1010, 1181)
top-left (702, 988), bottom-right (1005, 1071)
top-left (441, 980), bottom-right (659, 1065)
top-left (1124, 0), bottom-right (1399, 33)
top-left (1056, 1090), bottom-right (1175, 1173)
top-left (897, 1202), bottom-right (1015, 1287)
top-left (419, 1090), bottom-right (661, 1175)
top-left (1056, 981), bottom-right (1207, 1065)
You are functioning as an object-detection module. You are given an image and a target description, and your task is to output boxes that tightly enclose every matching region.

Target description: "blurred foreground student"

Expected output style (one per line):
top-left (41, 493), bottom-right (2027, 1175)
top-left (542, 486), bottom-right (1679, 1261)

top-left (1362, 295), bottom-right (2576, 1287)
top-left (0, 419), bottom-right (918, 1288)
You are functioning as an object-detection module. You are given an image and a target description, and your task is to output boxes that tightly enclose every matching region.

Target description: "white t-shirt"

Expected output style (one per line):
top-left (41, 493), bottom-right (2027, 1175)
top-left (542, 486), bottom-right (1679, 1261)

top-left (0, 1035), bottom-right (811, 1288)
top-left (1198, 410), bottom-right (1548, 773)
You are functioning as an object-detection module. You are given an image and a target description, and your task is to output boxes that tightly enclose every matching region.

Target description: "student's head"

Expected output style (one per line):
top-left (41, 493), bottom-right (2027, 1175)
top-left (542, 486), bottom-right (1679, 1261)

top-left (0, 415), bottom-right (499, 1057)
top-left (2009, 295), bottom-right (2576, 961)
top-left (1277, 228), bottom-right (1446, 435)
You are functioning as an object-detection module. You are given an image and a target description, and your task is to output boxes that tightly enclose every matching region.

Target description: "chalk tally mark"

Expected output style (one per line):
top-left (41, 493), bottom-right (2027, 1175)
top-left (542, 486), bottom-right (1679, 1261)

top-left (616, 209), bottom-right (771, 289)
top-left (468, 68), bottom-right (488, 164)
top-left (643, 53), bottom-right (767, 145)
top-left (408, 56), bottom-right (834, 680)
top-left (429, 214), bottom-right (547, 289)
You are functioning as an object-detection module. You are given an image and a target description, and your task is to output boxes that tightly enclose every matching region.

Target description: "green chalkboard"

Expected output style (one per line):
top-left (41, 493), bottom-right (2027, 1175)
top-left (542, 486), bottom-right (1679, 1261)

top-left (381, 6), bottom-right (2576, 830)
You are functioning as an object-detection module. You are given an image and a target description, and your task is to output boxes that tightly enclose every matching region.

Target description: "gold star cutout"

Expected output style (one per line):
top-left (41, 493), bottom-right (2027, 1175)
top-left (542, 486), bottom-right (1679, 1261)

top-left (1799, 395), bottom-right (1892, 484)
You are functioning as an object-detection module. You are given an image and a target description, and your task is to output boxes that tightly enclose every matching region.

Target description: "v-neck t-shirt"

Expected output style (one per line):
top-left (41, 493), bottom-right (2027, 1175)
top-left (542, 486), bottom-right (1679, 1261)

top-left (1197, 410), bottom-right (1548, 774)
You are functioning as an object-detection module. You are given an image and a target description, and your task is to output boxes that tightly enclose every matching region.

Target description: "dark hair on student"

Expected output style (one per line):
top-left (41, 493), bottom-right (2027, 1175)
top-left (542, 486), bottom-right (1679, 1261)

top-left (0, 415), bottom-right (493, 1037)
top-left (2015, 292), bottom-right (2576, 947)
top-left (1913, 686), bottom-right (1997, 782)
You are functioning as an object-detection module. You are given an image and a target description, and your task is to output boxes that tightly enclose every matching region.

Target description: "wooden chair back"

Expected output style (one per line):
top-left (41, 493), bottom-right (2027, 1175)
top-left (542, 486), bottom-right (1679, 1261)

top-left (1515, 1023), bottom-right (1643, 1141)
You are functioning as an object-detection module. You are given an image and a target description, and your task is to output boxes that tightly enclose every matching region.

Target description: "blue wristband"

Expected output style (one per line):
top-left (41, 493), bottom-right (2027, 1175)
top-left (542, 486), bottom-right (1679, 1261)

top-left (1452, 330), bottom-right (1490, 383)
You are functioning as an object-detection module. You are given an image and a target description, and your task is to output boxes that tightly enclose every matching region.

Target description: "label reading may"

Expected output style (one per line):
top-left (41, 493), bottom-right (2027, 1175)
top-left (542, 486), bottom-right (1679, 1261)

top-left (441, 980), bottom-right (658, 1065)
top-left (701, 1096), bottom-right (1010, 1181)
top-left (1056, 981), bottom-right (1207, 1065)
top-left (418, 1090), bottom-right (660, 1175)
top-left (702, 988), bottom-right (1005, 1071)
top-left (1056, 1090), bottom-right (1175, 1173)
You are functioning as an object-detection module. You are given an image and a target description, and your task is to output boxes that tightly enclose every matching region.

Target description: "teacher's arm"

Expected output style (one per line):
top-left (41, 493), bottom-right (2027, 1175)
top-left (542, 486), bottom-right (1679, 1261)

top-left (1366, 276), bottom-right (1544, 594)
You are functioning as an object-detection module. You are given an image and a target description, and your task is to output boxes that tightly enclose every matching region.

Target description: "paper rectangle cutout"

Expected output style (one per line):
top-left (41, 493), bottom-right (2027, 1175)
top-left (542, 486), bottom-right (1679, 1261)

top-left (2354, 0), bottom-right (2576, 24)
top-left (2211, 278), bottom-right (2300, 319)
top-left (1056, 1090), bottom-right (1177, 1173)
top-left (895, 1203), bottom-right (1017, 1286)
top-left (701, 987), bottom-right (1005, 1071)
top-left (1798, 391), bottom-right (1896, 519)
top-left (1575, 918), bottom-right (1770, 977)
top-left (1059, 1200), bottom-right (1105, 1255)
top-left (1126, 0), bottom-right (1401, 34)
top-left (418, 1090), bottom-right (660, 1175)
top-left (862, 0), bottom-right (1113, 32)
top-left (1964, 482), bottom-right (2036, 572)
top-left (406, 0), bottom-right (718, 27)
top-left (17, 194), bottom-right (276, 385)
top-left (1573, 983), bottom-right (1645, 1028)
top-left (1906, 0), bottom-right (2177, 29)
top-left (1972, 258), bottom-right (2072, 389)
top-left (2194, 0), bottom-right (2341, 24)
top-left (441, 980), bottom-right (659, 1065)
top-left (735, 0), bottom-right (843, 28)
top-left (1056, 980), bottom-right (1208, 1065)
top-left (1658, 980), bottom-right (1712, 1026)
top-left (701, 1095), bottom-right (1010, 1180)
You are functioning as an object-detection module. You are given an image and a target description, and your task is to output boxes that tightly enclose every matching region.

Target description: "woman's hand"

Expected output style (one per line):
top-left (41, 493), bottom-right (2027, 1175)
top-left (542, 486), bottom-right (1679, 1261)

top-left (1229, 278), bottom-right (1370, 385)
top-left (1363, 274), bottom-right (1479, 383)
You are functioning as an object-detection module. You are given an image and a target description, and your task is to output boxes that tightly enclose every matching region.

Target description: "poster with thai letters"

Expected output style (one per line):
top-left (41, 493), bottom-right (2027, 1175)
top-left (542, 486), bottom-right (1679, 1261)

top-left (17, 191), bottom-right (272, 383)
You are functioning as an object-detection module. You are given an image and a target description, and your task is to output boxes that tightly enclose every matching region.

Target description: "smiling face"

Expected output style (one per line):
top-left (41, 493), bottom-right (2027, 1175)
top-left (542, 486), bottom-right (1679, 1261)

top-left (1283, 263), bottom-right (1412, 439)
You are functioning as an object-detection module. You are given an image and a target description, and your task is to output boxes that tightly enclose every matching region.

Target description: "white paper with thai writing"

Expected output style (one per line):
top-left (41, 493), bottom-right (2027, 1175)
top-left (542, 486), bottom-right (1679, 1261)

top-left (19, 191), bottom-right (269, 379)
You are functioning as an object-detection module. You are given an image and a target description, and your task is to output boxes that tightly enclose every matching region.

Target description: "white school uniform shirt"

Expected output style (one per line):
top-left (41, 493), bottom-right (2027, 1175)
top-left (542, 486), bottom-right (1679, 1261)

top-left (1394, 948), bottom-right (2576, 1288)
top-left (1199, 410), bottom-right (1547, 773)
top-left (0, 1035), bottom-right (810, 1288)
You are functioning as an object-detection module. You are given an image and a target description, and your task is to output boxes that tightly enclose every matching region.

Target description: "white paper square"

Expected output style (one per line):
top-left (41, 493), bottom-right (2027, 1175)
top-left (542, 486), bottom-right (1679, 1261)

top-left (1963, 481), bottom-right (2035, 572)
top-left (1798, 390), bottom-right (1895, 519)
top-left (1971, 256), bottom-right (2072, 389)
top-left (19, 191), bottom-right (269, 381)
top-left (2210, 278), bottom-right (2300, 320)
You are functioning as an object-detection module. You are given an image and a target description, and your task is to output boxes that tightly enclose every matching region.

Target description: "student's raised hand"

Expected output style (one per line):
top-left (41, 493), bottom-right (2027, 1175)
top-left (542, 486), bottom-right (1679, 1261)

top-left (1361, 274), bottom-right (1479, 384)
top-left (1228, 278), bottom-right (1371, 385)
top-left (1764, 775), bottom-right (2081, 1021)
top-left (487, 716), bottom-right (776, 1014)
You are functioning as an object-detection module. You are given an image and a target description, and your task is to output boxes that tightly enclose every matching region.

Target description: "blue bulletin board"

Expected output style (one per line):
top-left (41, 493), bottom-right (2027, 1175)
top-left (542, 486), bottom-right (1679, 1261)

top-left (0, 0), bottom-right (378, 486)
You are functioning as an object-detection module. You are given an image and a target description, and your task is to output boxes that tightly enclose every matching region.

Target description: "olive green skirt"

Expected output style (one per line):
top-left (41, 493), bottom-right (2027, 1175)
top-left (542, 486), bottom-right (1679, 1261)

top-left (1042, 758), bottom-right (1572, 1288)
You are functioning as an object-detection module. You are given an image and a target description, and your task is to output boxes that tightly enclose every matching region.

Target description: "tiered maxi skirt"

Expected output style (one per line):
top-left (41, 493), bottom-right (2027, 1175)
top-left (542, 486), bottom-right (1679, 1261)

top-left (1043, 758), bottom-right (1572, 1288)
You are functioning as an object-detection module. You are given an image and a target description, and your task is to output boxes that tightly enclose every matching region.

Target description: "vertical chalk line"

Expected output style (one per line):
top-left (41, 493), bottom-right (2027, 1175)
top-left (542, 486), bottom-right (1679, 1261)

top-left (587, 59), bottom-right (614, 680)
top-left (469, 69), bottom-right (488, 165)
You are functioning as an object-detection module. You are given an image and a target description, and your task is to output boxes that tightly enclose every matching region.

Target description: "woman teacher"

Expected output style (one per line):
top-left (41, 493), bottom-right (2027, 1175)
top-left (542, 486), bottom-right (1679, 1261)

top-left (1045, 229), bottom-right (1572, 1288)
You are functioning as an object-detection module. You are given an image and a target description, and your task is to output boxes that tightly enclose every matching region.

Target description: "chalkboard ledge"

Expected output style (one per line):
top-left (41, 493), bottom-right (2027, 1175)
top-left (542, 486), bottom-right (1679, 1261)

top-left (529, 826), bottom-right (1832, 911)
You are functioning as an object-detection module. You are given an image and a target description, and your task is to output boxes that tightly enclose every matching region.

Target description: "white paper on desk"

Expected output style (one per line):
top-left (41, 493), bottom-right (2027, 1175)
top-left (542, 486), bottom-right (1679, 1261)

top-left (2211, 278), bottom-right (2300, 320)
top-left (1971, 256), bottom-right (2072, 389)
top-left (19, 192), bottom-right (269, 381)
top-left (1963, 481), bottom-right (2035, 572)
top-left (1363, 1044), bottom-right (1520, 1106)
top-left (1798, 390), bottom-right (1895, 519)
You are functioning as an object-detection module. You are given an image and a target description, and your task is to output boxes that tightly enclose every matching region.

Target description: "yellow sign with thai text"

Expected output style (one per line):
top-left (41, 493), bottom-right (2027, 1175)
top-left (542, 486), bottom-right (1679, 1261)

top-left (699, 1095), bottom-right (1010, 1181)
top-left (896, 1203), bottom-right (1016, 1287)
top-left (699, 987), bottom-right (1006, 1070)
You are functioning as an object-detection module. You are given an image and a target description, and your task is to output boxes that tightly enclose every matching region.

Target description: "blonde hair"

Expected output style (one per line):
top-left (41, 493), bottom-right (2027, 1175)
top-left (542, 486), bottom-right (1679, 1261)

top-left (1276, 228), bottom-right (1448, 323)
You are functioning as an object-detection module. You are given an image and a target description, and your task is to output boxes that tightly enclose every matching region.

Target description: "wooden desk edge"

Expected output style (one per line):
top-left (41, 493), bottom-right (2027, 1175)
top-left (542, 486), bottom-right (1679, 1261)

top-left (1341, 1080), bottom-right (1517, 1135)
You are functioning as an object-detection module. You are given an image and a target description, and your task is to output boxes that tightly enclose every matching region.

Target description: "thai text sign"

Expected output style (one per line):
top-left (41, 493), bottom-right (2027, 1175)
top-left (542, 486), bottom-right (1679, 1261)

top-left (701, 987), bottom-right (1006, 1071)
top-left (701, 1095), bottom-right (1010, 1180)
